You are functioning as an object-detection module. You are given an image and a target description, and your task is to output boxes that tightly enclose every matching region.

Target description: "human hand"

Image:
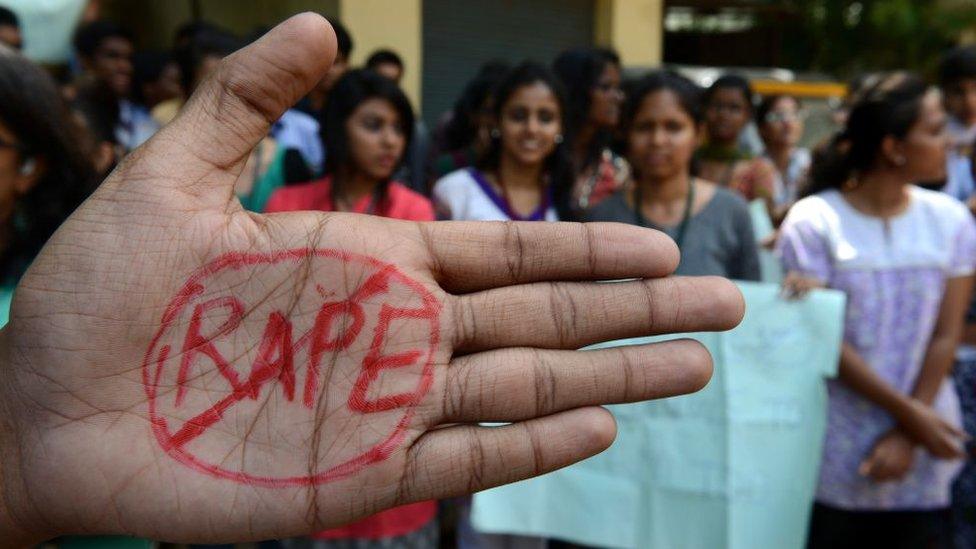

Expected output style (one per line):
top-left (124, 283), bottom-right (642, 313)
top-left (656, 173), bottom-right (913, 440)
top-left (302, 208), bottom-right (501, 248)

top-left (760, 230), bottom-right (778, 251)
top-left (780, 271), bottom-right (823, 300)
top-left (859, 429), bottom-right (915, 482)
top-left (898, 399), bottom-right (968, 460)
top-left (0, 14), bottom-right (743, 545)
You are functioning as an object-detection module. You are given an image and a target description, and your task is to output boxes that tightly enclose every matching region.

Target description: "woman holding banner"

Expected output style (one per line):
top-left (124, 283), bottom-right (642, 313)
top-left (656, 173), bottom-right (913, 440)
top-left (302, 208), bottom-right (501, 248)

top-left (586, 70), bottom-right (760, 281)
top-left (779, 72), bottom-right (976, 548)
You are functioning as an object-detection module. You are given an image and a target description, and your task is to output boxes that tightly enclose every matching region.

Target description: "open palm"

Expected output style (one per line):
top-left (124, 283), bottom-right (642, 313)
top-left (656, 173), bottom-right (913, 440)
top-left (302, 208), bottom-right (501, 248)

top-left (0, 14), bottom-right (743, 544)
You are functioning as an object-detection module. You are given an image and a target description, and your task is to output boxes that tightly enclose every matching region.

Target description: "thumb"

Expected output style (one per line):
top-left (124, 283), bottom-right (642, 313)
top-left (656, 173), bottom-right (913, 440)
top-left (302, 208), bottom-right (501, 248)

top-left (152, 13), bottom-right (336, 202)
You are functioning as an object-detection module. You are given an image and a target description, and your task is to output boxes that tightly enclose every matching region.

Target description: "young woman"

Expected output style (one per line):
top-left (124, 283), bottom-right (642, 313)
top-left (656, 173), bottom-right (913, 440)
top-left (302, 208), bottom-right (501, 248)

top-left (0, 49), bottom-right (98, 291)
top-left (433, 62), bottom-right (573, 222)
top-left (756, 94), bottom-right (810, 217)
top-left (0, 37), bottom-right (149, 549)
top-left (433, 62), bottom-right (573, 549)
top-left (429, 61), bottom-right (510, 183)
top-left (586, 70), bottom-right (760, 281)
top-left (778, 72), bottom-right (976, 548)
top-left (552, 47), bottom-right (630, 216)
top-left (265, 69), bottom-right (437, 548)
top-left (698, 75), bottom-right (777, 210)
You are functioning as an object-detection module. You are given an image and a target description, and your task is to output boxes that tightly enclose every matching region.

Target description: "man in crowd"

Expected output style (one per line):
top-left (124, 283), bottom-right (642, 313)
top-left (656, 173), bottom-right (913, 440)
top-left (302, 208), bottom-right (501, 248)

top-left (0, 6), bottom-right (22, 50)
top-left (940, 45), bottom-right (976, 208)
top-left (366, 48), bottom-right (404, 85)
top-left (73, 20), bottom-right (158, 152)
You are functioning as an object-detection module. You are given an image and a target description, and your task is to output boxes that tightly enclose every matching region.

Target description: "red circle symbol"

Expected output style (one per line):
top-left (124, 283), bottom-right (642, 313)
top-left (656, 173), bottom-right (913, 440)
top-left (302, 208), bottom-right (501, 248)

top-left (142, 249), bottom-right (441, 487)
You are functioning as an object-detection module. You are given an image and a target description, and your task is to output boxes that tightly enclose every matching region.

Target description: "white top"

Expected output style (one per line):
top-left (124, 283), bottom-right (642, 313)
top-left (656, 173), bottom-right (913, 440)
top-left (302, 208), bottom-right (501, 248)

top-left (782, 186), bottom-right (976, 278)
top-left (432, 168), bottom-right (559, 221)
top-left (778, 186), bottom-right (976, 510)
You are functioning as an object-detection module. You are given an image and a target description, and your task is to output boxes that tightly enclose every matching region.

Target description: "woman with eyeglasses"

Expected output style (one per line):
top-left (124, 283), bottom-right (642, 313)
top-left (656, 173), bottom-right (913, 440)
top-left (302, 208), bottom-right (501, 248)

top-left (697, 75), bottom-right (777, 215)
top-left (757, 94), bottom-right (810, 219)
top-left (552, 47), bottom-right (630, 218)
top-left (0, 49), bottom-right (98, 294)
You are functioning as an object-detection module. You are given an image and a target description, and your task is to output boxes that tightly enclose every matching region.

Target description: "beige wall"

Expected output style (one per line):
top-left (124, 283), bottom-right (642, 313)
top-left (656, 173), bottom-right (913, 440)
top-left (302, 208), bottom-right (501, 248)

top-left (102, 1), bottom-right (660, 114)
top-left (339, 0), bottom-right (422, 111)
top-left (594, 0), bottom-right (663, 68)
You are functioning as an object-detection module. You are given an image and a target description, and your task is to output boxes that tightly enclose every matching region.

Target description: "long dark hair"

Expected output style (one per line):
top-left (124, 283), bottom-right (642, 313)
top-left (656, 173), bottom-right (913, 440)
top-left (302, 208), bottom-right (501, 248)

top-left (443, 61), bottom-right (510, 152)
top-left (552, 47), bottom-right (620, 168)
top-left (620, 70), bottom-right (704, 181)
top-left (478, 61), bottom-right (575, 220)
top-left (0, 49), bottom-right (99, 284)
top-left (321, 69), bottom-right (415, 212)
top-left (804, 72), bottom-right (928, 197)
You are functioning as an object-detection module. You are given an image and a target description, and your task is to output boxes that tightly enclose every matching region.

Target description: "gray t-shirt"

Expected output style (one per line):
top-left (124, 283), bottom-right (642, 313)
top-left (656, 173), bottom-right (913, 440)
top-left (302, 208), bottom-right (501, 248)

top-left (586, 187), bottom-right (761, 280)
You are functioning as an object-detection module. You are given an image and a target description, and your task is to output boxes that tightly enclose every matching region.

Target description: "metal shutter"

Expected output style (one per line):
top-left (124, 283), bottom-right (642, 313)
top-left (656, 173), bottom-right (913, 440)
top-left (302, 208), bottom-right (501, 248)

top-left (421, 0), bottom-right (594, 126)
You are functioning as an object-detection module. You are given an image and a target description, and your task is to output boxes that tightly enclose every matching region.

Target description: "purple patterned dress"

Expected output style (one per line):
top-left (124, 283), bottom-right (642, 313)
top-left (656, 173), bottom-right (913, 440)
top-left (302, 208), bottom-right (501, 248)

top-left (778, 187), bottom-right (976, 510)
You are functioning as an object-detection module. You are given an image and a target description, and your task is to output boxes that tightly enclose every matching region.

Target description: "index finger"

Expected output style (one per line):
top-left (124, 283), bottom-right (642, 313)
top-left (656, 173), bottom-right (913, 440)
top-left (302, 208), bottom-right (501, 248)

top-left (417, 221), bottom-right (680, 293)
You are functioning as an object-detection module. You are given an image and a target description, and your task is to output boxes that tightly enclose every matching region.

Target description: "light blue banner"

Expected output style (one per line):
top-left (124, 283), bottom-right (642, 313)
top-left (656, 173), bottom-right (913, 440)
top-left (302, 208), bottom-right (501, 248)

top-left (472, 281), bottom-right (846, 549)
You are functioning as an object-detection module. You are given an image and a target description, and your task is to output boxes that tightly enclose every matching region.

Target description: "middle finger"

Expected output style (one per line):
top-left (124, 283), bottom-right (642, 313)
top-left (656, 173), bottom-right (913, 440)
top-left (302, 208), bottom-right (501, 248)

top-left (451, 276), bottom-right (744, 353)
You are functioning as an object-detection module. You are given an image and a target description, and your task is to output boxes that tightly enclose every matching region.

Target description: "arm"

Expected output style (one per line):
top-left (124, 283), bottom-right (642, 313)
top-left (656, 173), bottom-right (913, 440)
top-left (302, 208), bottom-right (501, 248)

top-left (853, 276), bottom-right (974, 478)
top-left (835, 278), bottom-right (971, 454)
top-left (837, 343), bottom-right (915, 421)
top-left (747, 158), bottom-right (778, 223)
top-left (838, 278), bottom-right (971, 459)
top-left (911, 275), bottom-right (975, 405)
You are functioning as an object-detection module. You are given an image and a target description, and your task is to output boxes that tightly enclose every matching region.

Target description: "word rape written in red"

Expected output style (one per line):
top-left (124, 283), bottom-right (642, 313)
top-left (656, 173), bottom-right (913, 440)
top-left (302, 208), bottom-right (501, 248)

top-left (141, 249), bottom-right (441, 487)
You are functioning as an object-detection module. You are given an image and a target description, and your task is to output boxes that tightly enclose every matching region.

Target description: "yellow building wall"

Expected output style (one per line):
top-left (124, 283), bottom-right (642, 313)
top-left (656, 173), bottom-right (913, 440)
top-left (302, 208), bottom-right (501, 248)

top-left (339, 0), bottom-right (422, 111)
top-left (595, 0), bottom-right (663, 68)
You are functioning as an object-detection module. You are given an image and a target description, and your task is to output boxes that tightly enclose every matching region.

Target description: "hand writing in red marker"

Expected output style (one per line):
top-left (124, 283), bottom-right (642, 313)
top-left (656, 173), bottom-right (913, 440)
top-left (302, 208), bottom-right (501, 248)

top-left (0, 14), bottom-right (743, 545)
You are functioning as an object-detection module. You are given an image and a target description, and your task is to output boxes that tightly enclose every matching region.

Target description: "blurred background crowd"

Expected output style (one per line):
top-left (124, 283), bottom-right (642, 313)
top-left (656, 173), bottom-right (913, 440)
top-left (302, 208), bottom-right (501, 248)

top-left (6, 1), bottom-right (976, 548)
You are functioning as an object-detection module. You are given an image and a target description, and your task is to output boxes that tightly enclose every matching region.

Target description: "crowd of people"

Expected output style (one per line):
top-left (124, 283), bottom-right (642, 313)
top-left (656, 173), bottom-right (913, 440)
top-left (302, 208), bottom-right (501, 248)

top-left (3, 6), bottom-right (976, 549)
